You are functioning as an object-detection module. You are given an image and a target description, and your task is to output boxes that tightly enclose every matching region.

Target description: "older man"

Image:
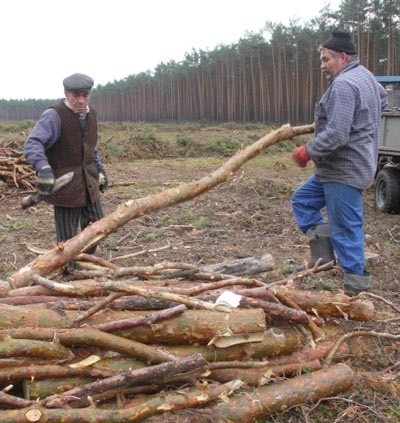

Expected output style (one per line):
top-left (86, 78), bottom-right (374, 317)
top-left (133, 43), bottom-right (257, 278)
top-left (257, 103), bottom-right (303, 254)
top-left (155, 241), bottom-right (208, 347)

top-left (24, 73), bottom-right (108, 258)
top-left (291, 29), bottom-right (388, 295)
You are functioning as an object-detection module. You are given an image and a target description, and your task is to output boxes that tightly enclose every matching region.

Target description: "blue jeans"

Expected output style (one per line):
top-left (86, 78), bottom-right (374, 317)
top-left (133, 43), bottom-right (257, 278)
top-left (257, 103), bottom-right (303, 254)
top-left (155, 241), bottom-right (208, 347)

top-left (291, 175), bottom-right (365, 275)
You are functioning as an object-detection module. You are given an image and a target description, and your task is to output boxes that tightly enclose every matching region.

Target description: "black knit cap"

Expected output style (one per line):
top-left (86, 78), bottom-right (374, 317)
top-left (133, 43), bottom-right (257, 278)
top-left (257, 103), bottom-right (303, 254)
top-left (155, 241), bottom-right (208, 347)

top-left (323, 29), bottom-right (356, 54)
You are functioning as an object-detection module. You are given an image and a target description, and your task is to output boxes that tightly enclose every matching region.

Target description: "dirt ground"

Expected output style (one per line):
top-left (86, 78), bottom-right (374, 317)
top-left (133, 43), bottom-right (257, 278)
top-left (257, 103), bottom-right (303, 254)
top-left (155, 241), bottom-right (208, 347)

top-left (1, 122), bottom-right (400, 421)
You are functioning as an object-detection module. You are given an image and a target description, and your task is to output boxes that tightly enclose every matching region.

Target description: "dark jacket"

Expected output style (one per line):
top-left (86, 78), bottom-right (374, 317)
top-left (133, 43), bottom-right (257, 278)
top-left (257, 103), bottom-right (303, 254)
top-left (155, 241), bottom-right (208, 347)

top-left (45, 102), bottom-right (100, 207)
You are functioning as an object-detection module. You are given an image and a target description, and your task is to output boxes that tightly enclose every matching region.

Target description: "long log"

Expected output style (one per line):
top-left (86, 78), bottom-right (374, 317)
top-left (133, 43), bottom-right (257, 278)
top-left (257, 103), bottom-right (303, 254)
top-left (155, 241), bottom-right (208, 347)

top-left (4, 257), bottom-right (266, 300)
top-left (270, 285), bottom-right (375, 321)
top-left (43, 353), bottom-right (208, 408)
top-left (24, 379), bottom-right (157, 404)
top-left (210, 359), bottom-right (323, 385)
top-left (0, 327), bottom-right (178, 365)
top-left (0, 338), bottom-right (73, 360)
top-left (0, 307), bottom-right (266, 346)
top-left (2, 380), bottom-right (242, 422)
top-left (29, 274), bottom-right (233, 314)
top-left (0, 364), bottom-right (114, 384)
top-left (146, 364), bottom-right (354, 422)
top-left (208, 340), bottom-right (351, 385)
top-left (10, 123), bottom-right (314, 288)
top-left (166, 326), bottom-right (304, 360)
top-left (201, 253), bottom-right (274, 276)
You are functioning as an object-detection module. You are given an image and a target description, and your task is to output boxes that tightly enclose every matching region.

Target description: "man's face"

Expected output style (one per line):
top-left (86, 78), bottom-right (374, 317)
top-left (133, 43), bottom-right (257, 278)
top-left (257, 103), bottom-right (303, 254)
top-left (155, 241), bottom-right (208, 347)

top-left (65, 89), bottom-right (91, 114)
top-left (320, 48), bottom-right (348, 80)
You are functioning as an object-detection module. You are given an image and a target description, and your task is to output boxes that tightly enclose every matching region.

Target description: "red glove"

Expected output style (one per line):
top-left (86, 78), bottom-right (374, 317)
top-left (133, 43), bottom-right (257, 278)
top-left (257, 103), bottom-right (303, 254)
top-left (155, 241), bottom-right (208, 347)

top-left (293, 145), bottom-right (310, 167)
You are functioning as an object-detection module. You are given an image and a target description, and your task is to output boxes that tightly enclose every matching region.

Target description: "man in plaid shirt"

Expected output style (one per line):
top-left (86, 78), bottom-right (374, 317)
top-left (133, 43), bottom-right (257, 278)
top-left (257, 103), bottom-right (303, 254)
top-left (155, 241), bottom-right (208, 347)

top-left (291, 29), bottom-right (388, 296)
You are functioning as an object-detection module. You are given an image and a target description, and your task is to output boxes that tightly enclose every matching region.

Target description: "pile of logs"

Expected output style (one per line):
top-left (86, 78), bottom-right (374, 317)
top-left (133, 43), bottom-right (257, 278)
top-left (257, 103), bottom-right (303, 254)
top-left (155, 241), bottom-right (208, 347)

top-left (0, 147), bottom-right (35, 202)
top-left (0, 255), bottom-right (373, 422)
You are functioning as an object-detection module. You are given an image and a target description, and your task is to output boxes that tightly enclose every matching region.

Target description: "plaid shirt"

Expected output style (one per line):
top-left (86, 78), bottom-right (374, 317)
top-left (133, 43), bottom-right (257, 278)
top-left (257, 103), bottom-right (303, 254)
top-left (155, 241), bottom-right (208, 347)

top-left (307, 61), bottom-right (388, 190)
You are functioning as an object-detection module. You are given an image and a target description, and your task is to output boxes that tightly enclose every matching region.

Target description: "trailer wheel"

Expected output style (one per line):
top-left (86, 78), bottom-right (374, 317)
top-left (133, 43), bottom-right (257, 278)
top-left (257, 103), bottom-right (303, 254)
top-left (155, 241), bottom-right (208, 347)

top-left (374, 167), bottom-right (400, 214)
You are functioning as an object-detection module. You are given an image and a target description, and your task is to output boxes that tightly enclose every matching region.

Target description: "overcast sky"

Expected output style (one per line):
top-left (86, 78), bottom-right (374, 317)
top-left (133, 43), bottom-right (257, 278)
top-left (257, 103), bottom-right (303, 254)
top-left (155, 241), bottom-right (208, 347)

top-left (2, 0), bottom-right (341, 100)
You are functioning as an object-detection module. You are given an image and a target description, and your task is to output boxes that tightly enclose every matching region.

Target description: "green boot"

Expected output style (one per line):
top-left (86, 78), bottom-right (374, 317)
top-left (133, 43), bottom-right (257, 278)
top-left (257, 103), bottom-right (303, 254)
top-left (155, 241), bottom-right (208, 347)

top-left (296, 224), bottom-right (335, 271)
top-left (306, 224), bottom-right (335, 267)
top-left (343, 271), bottom-right (371, 296)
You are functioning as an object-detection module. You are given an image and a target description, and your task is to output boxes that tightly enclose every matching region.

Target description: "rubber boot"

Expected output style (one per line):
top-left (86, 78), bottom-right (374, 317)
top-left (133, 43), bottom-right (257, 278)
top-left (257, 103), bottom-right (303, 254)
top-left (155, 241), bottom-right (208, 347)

top-left (306, 224), bottom-right (335, 268)
top-left (296, 224), bottom-right (335, 272)
top-left (343, 271), bottom-right (371, 297)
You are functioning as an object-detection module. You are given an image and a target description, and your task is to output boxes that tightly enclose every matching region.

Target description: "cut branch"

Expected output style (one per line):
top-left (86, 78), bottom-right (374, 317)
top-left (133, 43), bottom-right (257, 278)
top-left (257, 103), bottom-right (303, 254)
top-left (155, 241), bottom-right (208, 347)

top-left (10, 123), bottom-right (314, 288)
top-left (42, 353), bottom-right (208, 408)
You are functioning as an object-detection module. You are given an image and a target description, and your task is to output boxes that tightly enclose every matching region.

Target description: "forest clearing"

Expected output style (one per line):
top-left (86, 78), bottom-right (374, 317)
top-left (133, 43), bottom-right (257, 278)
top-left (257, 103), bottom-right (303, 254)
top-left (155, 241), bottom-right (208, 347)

top-left (0, 121), bottom-right (400, 422)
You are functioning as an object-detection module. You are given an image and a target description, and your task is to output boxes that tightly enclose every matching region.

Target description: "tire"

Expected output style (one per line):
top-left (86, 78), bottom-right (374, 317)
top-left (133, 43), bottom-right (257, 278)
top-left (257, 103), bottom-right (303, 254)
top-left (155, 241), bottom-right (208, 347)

top-left (374, 167), bottom-right (400, 214)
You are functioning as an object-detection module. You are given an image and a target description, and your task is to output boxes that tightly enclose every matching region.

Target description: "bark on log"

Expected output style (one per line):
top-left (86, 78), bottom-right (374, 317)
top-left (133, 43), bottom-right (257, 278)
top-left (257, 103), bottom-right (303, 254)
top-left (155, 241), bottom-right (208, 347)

top-left (5, 257), bottom-right (266, 300)
top-left (166, 326), bottom-right (304, 360)
top-left (0, 326), bottom-right (177, 365)
top-left (208, 340), bottom-right (351, 385)
top-left (29, 275), bottom-right (233, 314)
top-left (0, 358), bottom-right (70, 368)
top-left (239, 296), bottom-right (311, 325)
top-left (23, 376), bottom-right (94, 401)
top-left (43, 353), bottom-right (208, 408)
top-left (3, 380), bottom-right (242, 422)
top-left (25, 381), bottom-right (157, 405)
top-left (0, 390), bottom-right (33, 409)
top-left (0, 364), bottom-right (114, 384)
top-left (0, 295), bottom-right (178, 314)
top-left (10, 123), bottom-right (314, 288)
top-left (146, 364), bottom-right (354, 422)
top-left (0, 307), bottom-right (266, 346)
top-left (0, 338), bottom-right (73, 360)
top-left (270, 286), bottom-right (375, 321)
top-left (210, 359), bottom-right (322, 385)
top-left (0, 280), bottom-right (11, 296)
top-left (20, 338), bottom-right (349, 403)
top-left (201, 254), bottom-right (274, 276)
top-left (0, 295), bottom-right (75, 305)
top-left (92, 304), bottom-right (187, 332)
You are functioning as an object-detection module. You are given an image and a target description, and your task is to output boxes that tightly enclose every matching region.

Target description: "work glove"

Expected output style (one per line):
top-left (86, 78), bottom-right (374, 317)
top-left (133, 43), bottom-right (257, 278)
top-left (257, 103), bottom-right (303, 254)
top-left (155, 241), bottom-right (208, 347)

top-left (292, 145), bottom-right (310, 167)
top-left (37, 165), bottom-right (55, 195)
top-left (97, 164), bottom-right (108, 192)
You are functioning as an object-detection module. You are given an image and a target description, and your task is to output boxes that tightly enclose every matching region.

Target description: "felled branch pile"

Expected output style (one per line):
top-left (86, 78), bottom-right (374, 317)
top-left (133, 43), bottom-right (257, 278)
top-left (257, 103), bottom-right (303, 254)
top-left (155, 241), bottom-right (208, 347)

top-left (0, 256), bottom-right (374, 422)
top-left (0, 147), bottom-right (35, 201)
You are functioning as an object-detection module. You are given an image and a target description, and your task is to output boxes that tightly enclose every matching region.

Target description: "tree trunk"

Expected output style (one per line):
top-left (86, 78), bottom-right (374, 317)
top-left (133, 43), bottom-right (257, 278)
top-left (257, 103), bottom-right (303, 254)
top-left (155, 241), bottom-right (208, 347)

top-left (3, 380), bottom-right (242, 422)
top-left (166, 326), bottom-right (304, 360)
top-left (0, 338), bottom-right (73, 360)
top-left (146, 364), bottom-right (354, 422)
top-left (0, 326), bottom-right (178, 365)
top-left (208, 339), bottom-right (351, 385)
top-left (270, 286), bottom-right (375, 321)
top-left (42, 353), bottom-right (208, 408)
top-left (10, 124), bottom-right (314, 288)
top-left (210, 359), bottom-right (322, 385)
top-left (0, 307), bottom-right (266, 346)
top-left (201, 253), bottom-right (274, 276)
top-left (0, 364), bottom-right (113, 384)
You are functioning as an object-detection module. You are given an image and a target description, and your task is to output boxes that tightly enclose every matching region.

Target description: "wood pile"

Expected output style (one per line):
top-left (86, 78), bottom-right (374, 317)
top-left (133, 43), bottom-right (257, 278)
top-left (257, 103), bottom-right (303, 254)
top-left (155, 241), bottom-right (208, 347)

top-left (0, 147), bottom-right (35, 202)
top-left (0, 256), bottom-right (371, 422)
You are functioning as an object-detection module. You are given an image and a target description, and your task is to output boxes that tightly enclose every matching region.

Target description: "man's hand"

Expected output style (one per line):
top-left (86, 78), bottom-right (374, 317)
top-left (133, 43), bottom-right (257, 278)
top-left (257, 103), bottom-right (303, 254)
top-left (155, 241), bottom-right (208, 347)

top-left (293, 145), bottom-right (310, 167)
top-left (98, 168), bottom-right (108, 193)
top-left (37, 166), bottom-right (55, 195)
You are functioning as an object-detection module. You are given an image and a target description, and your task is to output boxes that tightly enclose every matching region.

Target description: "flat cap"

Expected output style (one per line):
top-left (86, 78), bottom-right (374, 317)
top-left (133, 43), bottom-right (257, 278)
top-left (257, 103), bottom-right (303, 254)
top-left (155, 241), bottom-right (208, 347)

top-left (63, 73), bottom-right (94, 91)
